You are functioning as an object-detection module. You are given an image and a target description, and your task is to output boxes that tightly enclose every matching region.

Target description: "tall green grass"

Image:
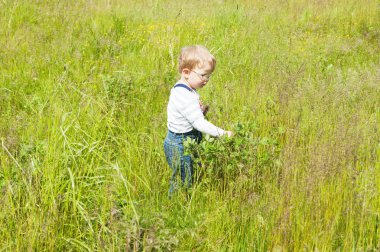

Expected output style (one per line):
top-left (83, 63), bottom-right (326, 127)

top-left (0, 0), bottom-right (379, 250)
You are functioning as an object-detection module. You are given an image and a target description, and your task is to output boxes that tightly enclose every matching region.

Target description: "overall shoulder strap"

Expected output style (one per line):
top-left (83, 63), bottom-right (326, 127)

top-left (174, 84), bottom-right (193, 92)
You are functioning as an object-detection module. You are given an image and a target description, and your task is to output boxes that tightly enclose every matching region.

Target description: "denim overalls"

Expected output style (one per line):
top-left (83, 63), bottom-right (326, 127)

top-left (164, 84), bottom-right (202, 195)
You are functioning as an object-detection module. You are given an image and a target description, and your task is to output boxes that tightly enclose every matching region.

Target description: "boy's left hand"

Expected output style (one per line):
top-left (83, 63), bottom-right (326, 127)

top-left (200, 101), bottom-right (209, 116)
top-left (201, 105), bottom-right (209, 116)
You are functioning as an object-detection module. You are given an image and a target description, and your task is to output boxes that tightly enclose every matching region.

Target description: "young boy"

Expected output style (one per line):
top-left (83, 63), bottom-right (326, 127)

top-left (163, 45), bottom-right (233, 195)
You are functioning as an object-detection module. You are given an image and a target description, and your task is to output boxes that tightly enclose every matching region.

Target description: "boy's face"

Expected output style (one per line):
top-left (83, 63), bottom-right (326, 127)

top-left (182, 67), bottom-right (212, 90)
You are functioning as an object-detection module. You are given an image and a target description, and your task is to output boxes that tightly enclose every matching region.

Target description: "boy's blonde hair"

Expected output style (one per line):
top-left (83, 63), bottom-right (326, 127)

top-left (178, 45), bottom-right (216, 73)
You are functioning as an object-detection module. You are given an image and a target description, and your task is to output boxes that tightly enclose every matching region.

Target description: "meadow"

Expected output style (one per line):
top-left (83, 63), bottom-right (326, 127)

top-left (0, 0), bottom-right (379, 250)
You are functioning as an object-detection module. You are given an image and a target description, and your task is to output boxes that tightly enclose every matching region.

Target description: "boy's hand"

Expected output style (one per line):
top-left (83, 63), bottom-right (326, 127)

top-left (224, 131), bottom-right (233, 137)
top-left (199, 101), bottom-right (209, 116)
top-left (200, 105), bottom-right (209, 116)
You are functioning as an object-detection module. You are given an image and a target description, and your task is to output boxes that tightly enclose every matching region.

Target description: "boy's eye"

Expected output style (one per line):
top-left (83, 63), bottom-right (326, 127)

top-left (201, 74), bottom-right (211, 80)
top-left (192, 70), bottom-right (211, 80)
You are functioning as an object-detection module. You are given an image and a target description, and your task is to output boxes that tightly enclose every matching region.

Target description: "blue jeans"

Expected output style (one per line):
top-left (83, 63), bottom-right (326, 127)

top-left (163, 129), bottom-right (202, 195)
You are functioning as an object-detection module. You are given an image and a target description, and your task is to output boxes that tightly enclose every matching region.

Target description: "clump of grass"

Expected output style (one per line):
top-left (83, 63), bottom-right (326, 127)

top-left (184, 122), bottom-right (283, 193)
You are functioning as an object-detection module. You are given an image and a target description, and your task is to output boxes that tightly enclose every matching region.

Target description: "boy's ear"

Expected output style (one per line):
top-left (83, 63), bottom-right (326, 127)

top-left (182, 68), bottom-right (191, 78)
top-left (182, 68), bottom-right (190, 75)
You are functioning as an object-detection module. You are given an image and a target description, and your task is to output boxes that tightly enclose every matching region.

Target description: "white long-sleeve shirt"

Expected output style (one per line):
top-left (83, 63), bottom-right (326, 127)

top-left (167, 84), bottom-right (225, 137)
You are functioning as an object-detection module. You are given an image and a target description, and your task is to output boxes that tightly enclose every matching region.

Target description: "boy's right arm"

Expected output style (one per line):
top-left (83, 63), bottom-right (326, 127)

top-left (180, 97), bottom-right (231, 137)
top-left (192, 118), bottom-right (225, 137)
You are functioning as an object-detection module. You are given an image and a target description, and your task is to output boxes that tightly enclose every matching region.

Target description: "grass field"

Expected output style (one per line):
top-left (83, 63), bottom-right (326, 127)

top-left (0, 0), bottom-right (379, 250)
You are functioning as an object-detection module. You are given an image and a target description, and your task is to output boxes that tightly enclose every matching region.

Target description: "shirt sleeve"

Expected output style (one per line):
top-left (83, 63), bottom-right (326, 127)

top-left (192, 118), bottom-right (225, 137)
top-left (180, 95), bottom-right (225, 137)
